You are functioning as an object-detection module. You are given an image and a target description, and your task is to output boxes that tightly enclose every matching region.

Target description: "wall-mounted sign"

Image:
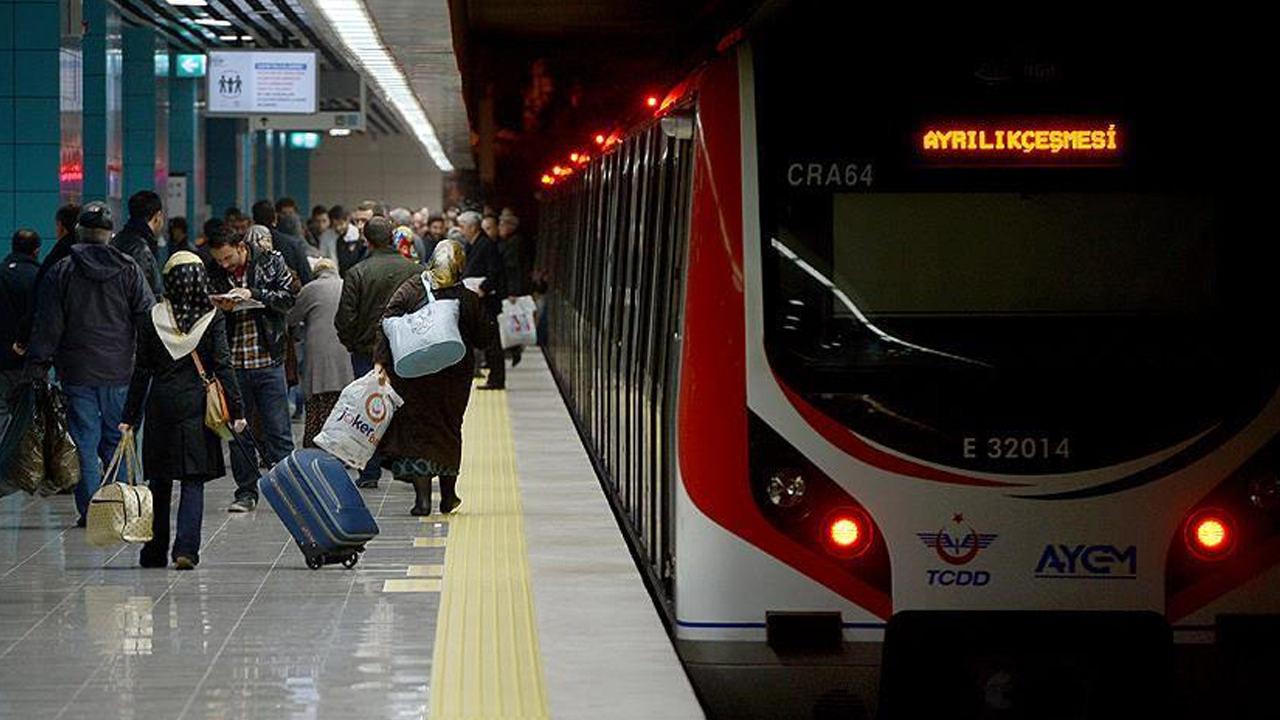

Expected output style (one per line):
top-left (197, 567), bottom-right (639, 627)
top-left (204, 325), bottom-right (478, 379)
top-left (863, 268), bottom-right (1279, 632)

top-left (176, 54), bottom-right (207, 78)
top-left (919, 120), bottom-right (1121, 166)
top-left (207, 50), bottom-right (318, 115)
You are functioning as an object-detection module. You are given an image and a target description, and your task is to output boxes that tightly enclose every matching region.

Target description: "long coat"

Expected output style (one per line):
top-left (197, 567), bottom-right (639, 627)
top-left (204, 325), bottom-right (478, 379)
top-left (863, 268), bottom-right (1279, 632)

top-left (288, 268), bottom-right (354, 395)
top-left (123, 311), bottom-right (244, 481)
top-left (373, 277), bottom-right (486, 472)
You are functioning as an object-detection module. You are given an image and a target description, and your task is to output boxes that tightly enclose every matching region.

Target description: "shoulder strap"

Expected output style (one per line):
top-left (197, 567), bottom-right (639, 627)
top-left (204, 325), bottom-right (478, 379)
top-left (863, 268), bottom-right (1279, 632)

top-left (190, 348), bottom-right (211, 383)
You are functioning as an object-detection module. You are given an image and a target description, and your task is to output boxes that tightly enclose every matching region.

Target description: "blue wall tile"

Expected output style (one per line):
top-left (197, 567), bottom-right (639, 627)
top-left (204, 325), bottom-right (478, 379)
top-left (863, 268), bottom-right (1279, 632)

top-left (0, 98), bottom-right (13, 141)
top-left (13, 97), bottom-right (59, 143)
top-left (13, 190), bottom-right (60, 234)
top-left (0, 50), bottom-right (13, 97)
top-left (13, 3), bottom-right (60, 50)
top-left (0, 6), bottom-right (13, 52)
top-left (13, 142), bottom-right (57, 191)
top-left (12, 49), bottom-right (58, 98)
top-left (0, 193), bottom-right (13, 238)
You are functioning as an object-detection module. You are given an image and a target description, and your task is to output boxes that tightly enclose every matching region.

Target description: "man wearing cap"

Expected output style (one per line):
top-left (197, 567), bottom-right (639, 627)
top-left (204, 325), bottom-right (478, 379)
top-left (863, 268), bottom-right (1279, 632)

top-left (27, 202), bottom-right (156, 527)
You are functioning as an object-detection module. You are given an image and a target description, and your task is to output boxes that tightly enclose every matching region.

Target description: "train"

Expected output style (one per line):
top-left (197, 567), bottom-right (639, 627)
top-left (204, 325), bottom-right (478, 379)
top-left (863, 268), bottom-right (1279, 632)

top-left (536, 5), bottom-right (1279, 718)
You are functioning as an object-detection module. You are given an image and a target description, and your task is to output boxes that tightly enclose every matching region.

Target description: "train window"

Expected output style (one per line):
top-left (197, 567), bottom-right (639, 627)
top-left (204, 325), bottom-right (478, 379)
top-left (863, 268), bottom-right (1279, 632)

top-left (752, 13), bottom-right (1277, 475)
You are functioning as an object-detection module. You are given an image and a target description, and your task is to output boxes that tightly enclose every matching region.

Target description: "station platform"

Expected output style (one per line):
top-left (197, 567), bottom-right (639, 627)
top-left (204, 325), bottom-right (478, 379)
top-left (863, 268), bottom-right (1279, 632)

top-left (0, 351), bottom-right (702, 720)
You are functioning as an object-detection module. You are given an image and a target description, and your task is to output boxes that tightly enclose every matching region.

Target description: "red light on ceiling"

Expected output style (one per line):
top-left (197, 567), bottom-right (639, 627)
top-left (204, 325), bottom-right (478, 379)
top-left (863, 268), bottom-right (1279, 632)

top-left (594, 133), bottom-right (606, 145)
top-left (822, 507), bottom-right (873, 558)
top-left (540, 174), bottom-right (554, 185)
top-left (1185, 509), bottom-right (1235, 560)
top-left (569, 152), bottom-right (580, 163)
top-left (551, 165), bottom-right (565, 176)
top-left (646, 95), bottom-right (658, 108)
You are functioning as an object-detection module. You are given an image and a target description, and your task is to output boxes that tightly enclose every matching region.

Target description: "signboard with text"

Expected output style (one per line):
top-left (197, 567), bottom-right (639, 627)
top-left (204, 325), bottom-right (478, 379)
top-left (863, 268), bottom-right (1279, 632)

top-left (207, 50), bottom-right (318, 115)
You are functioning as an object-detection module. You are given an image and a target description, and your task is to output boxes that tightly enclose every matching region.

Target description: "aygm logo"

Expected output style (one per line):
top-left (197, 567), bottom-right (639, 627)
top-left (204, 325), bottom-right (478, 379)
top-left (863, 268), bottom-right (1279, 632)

top-left (919, 513), bottom-right (997, 587)
top-left (1034, 544), bottom-right (1137, 580)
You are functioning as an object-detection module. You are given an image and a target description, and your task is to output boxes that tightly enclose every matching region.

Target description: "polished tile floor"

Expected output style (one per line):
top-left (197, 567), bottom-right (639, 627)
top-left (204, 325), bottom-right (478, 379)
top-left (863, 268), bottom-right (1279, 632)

top-left (0, 434), bottom-right (448, 720)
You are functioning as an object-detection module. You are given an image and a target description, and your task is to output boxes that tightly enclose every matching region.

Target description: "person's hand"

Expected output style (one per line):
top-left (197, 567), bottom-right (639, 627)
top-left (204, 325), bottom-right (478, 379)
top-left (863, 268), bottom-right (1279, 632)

top-left (228, 288), bottom-right (252, 301)
top-left (374, 363), bottom-right (388, 385)
top-left (118, 423), bottom-right (132, 433)
top-left (232, 418), bottom-right (248, 433)
top-left (11, 343), bottom-right (26, 357)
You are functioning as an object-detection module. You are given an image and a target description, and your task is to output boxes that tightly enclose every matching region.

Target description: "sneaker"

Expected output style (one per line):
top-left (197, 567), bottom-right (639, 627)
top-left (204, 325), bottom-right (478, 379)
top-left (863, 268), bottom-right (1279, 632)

top-left (140, 555), bottom-right (167, 569)
top-left (227, 497), bottom-right (256, 513)
top-left (173, 556), bottom-right (197, 571)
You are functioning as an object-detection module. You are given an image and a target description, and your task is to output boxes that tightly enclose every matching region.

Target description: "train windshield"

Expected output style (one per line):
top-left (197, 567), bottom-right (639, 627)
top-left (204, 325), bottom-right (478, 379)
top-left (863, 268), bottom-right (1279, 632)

top-left (752, 17), bottom-right (1277, 474)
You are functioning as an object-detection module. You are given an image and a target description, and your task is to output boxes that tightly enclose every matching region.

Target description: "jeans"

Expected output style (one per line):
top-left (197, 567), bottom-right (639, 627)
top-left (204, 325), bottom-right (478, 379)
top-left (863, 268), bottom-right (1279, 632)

top-left (142, 478), bottom-right (204, 563)
top-left (350, 354), bottom-right (382, 483)
top-left (63, 384), bottom-right (130, 519)
top-left (230, 364), bottom-right (294, 501)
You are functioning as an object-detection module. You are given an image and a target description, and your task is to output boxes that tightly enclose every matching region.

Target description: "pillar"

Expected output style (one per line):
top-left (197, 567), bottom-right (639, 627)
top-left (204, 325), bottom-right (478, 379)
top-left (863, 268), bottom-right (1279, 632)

top-left (168, 52), bottom-right (199, 222)
top-left (121, 25), bottom-right (155, 198)
top-left (204, 117), bottom-right (238, 216)
top-left (81, 0), bottom-right (121, 213)
top-left (0, 0), bottom-right (62, 234)
top-left (285, 141), bottom-right (310, 212)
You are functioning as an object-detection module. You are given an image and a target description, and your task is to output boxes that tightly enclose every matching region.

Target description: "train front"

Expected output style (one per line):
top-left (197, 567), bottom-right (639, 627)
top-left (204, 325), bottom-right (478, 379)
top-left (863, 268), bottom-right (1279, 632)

top-left (674, 11), bottom-right (1280, 719)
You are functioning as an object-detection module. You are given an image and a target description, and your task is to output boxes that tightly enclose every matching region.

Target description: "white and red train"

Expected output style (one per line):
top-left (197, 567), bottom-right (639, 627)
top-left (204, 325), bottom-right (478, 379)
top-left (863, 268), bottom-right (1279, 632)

top-left (538, 7), bottom-right (1278, 718)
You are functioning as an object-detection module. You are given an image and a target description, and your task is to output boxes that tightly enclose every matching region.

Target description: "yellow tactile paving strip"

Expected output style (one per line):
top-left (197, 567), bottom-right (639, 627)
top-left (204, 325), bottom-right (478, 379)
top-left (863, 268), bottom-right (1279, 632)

top-left (429, 386), bottom-right (551, 720)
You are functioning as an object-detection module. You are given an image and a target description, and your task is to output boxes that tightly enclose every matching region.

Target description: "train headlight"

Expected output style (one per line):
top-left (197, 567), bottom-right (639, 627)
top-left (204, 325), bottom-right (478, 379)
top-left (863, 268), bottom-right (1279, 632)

top-left (1185, 509), bottom-right (1236, 560)
top-left (766, 470), bottom-right (807, 508)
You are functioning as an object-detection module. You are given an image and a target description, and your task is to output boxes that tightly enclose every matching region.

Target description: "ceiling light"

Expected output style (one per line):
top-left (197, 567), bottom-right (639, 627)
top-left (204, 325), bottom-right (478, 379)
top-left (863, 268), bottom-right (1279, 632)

top-left (194, 17), bottom-right (233, 27)
top-left (240, 35), bottom-right (254, 41)
top-left (313, 0), bottom-right (454, 171)
top-left (328, 128), bottom-right (352, 137)
top-left (166, 0), bottom-right (208, 5)
top-left (218, 34), bottom-right (237, 40)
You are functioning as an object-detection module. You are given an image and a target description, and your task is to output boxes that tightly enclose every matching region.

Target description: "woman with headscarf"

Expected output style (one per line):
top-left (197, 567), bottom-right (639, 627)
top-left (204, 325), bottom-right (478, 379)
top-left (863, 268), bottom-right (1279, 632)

top-left (374, 240), bottom-right (486, 515)
top-left (120, 252), bottom-right (245, 569)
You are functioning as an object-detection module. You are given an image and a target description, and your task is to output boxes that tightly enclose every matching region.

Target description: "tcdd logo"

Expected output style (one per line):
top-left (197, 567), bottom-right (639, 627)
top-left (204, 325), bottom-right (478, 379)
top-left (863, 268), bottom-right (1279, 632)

top-left (1034, 544), bottom-right (1137, 579)
top-left (917, 513), bottom-right (997, 565)
top-left (927, 569), bottom-right (991, 586)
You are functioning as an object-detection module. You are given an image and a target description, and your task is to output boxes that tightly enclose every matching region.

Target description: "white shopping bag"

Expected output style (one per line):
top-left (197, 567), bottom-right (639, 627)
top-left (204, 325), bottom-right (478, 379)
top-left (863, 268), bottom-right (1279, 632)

top-left (498, 295), bottom-right (538, 349)
top-left (313, 370), bottom-right (404, 468)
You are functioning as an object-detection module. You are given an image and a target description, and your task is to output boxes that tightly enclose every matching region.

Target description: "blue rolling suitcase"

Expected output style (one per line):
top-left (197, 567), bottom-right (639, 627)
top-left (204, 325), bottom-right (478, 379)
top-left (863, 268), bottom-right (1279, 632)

top-left (258, 449), bottom-right (380, 569)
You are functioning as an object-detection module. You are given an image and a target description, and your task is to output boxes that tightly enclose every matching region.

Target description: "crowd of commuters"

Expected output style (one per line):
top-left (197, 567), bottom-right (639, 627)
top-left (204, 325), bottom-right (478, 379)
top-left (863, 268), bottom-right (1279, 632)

top-left (1, 190), bottom-right (537, 569)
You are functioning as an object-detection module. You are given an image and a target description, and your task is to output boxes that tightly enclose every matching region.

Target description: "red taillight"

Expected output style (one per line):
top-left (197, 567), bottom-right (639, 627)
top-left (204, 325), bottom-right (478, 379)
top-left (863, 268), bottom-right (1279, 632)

top-left (646, 95), bottom-right (658, 108)
top-left (822, 507), bottom-right (872, 558)
top-left (1185, 509), bottom-right (1235, 560)
top-left (594, 133), bottom-right (606, 145)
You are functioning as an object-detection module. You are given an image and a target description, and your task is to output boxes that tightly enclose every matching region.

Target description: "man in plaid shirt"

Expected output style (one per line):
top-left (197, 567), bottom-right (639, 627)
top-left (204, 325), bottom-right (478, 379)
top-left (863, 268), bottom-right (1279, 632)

top-left (207, 223), bottom-right (299, 512)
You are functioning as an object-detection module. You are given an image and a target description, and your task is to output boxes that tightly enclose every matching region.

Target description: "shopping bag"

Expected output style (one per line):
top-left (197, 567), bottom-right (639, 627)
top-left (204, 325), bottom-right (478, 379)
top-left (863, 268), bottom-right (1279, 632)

top-left (381, 277), bottom-right (466, 378)
top-left (498, 295), bottom-right (538, 349)
top-left (0, 382), bottom-right (38, 499)
top-left (86, 431), bottom-right (153, 547)
top-left (0, 381), bottom-right (46, 496)
top-left (39, 384), bottom-right (79, 497)
top-left (313, 370), bottom-right (404, 468)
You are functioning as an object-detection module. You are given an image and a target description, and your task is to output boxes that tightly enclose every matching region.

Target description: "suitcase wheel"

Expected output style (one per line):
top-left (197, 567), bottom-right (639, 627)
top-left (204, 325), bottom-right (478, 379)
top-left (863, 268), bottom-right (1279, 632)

top-left (341, 554), bottom-right (359, 569)
top-left (306, 555), bottom-right (324, 570)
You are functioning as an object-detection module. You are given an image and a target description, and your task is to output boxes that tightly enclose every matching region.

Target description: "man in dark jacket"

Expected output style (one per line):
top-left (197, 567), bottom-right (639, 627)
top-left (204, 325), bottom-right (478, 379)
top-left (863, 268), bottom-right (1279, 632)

top-left (207, 223), bottom-right (298, 512)
top-left (112, 190), bottom-right (165, 295)
top-left (459, 211), bottom-right (507, 390)
top-left (252, 199), bottom-right (312, 287)
top-left (334, 217), bottom-right (418, 488)
top-left (1, 229), bottom-right (41, 429)
top-left (27, 202), bottom-right (156, 525)
top-left (15, 203), bottom-right (81, 351)
top-left (497, 213), bottom-right (526, 366)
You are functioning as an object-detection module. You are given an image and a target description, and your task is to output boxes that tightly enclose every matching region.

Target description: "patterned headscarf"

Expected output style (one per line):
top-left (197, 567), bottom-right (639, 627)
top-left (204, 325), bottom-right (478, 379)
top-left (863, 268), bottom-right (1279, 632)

top-left (162, 251), bottom-right (215, 333)
top-left (426, 239), bottom-right (466, 290)
top-left (393, 225), bottom-right (419, 262)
